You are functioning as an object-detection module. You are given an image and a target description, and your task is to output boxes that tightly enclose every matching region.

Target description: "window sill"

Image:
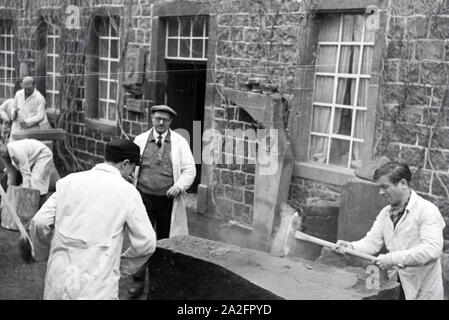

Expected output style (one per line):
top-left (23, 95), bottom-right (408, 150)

top-left (85, 118), bottom-right (118, 135)
top-left (293, 161), bottom-right (356, 186)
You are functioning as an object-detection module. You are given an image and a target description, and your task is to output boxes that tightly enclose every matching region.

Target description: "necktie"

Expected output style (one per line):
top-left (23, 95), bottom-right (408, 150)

top-left (157, 135), bottom-right (162, 148)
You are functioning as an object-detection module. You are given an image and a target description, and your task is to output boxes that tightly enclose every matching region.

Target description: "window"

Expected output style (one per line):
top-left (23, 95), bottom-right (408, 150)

top-left (98, 18), bottom-right (119, 122)
top-left (46, 25), bottom-right (60, 111)
top-left (0, 20), bottom-right (14, 100)
top-left (165, 16), bottom-right (208, 61)
top-left (308, 13), bottom-right (374, 169)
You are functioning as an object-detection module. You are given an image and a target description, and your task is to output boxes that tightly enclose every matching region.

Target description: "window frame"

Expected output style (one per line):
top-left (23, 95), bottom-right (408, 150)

top-left (0, 19), bottom-right (15, 101)
top-left (84, 10), bottom-right (122, 135)
top-left (293, 8), bottom-right (384, 186)
top-left (45, 24), bottom-right (61, 113)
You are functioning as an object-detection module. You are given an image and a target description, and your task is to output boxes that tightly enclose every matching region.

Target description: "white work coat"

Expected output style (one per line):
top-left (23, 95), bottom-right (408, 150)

top-left (10, 89), bottom-right (51, 141)
top-left (351, 190), bottom-right (445, 300)
top-left (134, 128), bottom-right (196, 237)
top-left (7, 139), bottom-right (57, 195)
top-left (30, 163), bottom-right (156, 300)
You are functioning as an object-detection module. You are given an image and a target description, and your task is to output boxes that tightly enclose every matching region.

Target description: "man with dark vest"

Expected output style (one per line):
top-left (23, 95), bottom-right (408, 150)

top-left (129, 105), bottom-right (196, 298)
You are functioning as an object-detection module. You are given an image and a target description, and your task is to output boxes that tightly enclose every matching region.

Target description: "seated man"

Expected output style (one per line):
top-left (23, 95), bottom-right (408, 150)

top-left (9, 76), bottom-right (51, 142)
top-left (0, 138), bottom-right (59, 200)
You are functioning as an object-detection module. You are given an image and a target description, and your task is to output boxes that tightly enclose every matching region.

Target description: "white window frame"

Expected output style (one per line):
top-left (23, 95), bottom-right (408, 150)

top-left (46, 25), bottom-right (60, 112)
top-left (0, 21), bottom-right (14, 100)
top-left (98, 20), bottom-right (120, 123)
top-left (165, 16), bottom-right (208, 61)
top-left (308, 13), bottom-right (375, 169)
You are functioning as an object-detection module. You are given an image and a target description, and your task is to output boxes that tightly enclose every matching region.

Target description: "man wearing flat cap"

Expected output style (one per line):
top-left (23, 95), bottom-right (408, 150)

top-left (28, 139), bottom-right (156, 299)
top-left (129, 104), bottom-right (196, 298)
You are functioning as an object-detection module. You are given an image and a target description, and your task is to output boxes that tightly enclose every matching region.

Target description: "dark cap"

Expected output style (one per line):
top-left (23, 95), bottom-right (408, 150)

top-left (150, 105), bottom-right (177, 117)
top-left (105, 139), bottom-right (141, 166)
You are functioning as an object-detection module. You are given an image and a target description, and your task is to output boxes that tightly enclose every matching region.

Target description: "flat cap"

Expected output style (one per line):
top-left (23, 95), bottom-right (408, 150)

top-left (150, 105), bottom-right (177, 117)
top-left (105, 139), bottom-right (141, 166)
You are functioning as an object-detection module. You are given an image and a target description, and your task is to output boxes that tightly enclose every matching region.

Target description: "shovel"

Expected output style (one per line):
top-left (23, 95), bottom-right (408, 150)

top-left (0, 184), bottom-right (35, 263)
top-left (295, 231), bottom-right (405, 268)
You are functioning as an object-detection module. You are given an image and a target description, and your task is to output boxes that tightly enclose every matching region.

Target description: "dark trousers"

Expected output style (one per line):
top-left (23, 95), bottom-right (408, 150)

top-left (133, 192), bottom-right (174, 282)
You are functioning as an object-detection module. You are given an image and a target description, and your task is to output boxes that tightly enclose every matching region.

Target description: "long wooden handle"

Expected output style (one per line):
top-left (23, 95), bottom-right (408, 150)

top-left (295, 231), bottom-right (377, 261)
top-left (0, 184), bottom-right (30, 240)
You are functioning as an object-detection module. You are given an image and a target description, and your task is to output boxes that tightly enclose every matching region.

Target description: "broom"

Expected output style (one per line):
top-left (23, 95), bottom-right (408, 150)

top-left (0, 184), bottom-right (35, 264)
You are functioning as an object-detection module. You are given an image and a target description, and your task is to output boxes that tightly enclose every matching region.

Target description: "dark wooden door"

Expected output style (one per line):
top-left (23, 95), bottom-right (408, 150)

top-left (166, 61), bottom-right (206, 192)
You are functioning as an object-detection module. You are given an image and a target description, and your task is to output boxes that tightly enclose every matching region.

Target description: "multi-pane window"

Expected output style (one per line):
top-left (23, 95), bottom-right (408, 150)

top-left (0, 20), bottom-right (14, 100)
top-left (46, 25), bottom-right (60, 111)
top-left (165, 16), bottom-right (208, 61)
top-left (98, 18), bottom-right (119, 122)
top-left (309, 14), bottom-right (375, 169)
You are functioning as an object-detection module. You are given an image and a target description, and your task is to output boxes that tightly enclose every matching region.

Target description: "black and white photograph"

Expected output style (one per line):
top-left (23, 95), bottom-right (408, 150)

top-left (0, 0), bottom-right (448, 305)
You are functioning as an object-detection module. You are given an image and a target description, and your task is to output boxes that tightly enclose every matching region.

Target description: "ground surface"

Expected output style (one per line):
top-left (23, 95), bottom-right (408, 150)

top-left (0, 227), bottom-right (145, 300)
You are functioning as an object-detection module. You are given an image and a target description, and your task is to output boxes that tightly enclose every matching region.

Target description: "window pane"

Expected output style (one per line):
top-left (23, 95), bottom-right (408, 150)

top-left (180, 17), bottom-right (191, 37)
top-left (204, 39), bottom-right (208, 56)
top-left (365, 26), bottom-right (375, 43)
top-left (361, 46), bottom-right (373, 74)
top-left (317, 45), bottom-right (337, 73)
top-left (99, 39), bottom-right (108, 58)
top-left (351, 142), bottom-right (363, 169)
top-left (341, 15), bottom-right (364, 42)
top-left (309, 135), bottom-right (329, 164)
top-left (47, 37), bottom-right (53, 52)
top-left (167, 38), bottom-right (178, 57)
top-left (314, 76), bottom-right (334, 103)
top-left (98, 100), bottom-right (107, 119)
top-left (354, 110), bottom-right (366, 139)
top-left (333, 107), bottom-right (352, 136)
top-left (108, 104), bottom-right (116, 122)
top-left (329, 138), bottom-right (350, 167)
top-left (110, 83), bottom-right (117, 101)
top-left (318, 15), bottom-right (340, 42)
top-left (179, 38), bottom-right (190, 58)
top-left (168, 18), bottom-right (178, 37)
top-left (54, 76), bottom-right (60, 93)
top-left (192, 17), bottom-right (205, 37)
top-left (110, 40), bottom-right (119, 59)
top-left (99, 18), bottom-right (108, 37)
top-left (192, 39), bottom-right (203, 58)
top-left (338, 46), bottom-right (360, 74)
top-left (99, 81), bottom-right (108, 99)
top-left (358, 79), bottom-right (369, 107)
top-left (46, 56), bottom-right (53, 72)
top-left (110, 22), bottom-right (119, 37)
top-left (311, 105), bottom-right (331, 134)
top-left (110, 62), bottom-right (118, 80)
top-left (336, 78), bottom-right (356, 106)
top-left (46, 76), bottom-right (53, 92)
top-left (6, 54), bottom-right (12, 68)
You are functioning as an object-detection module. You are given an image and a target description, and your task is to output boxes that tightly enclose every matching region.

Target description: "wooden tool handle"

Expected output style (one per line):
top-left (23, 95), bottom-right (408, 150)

top-left (295, 231), bottom-right (377, 262)
top-left (0, 184), bottom-right (30, 240)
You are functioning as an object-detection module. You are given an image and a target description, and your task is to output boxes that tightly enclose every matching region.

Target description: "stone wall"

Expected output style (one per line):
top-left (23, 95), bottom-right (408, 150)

top-left (375, 0), bottom-right (449, 236)
top-left (1, 0), bottom-right (449, 244)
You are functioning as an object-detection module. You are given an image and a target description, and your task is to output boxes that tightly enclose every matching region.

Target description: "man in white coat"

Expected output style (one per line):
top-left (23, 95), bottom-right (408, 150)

top-left (129, 105), bottom-right (196, 298)
top-left (9, 76), bottom-right (51, 142)
top-left (0, 138), bottom-right (59, 198)
top-left (28, 139), bottom-right (157, 299)
top-left (335, 162), bottom-right (445, 300)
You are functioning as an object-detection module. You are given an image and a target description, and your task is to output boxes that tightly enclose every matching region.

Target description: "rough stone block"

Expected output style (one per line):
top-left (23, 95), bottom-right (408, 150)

top-left (338, 178), bottom-right (388, 242)
top-left (355, 156), bottom-right (391, 181)
top-left (147, 236), bottom-right (399, 300)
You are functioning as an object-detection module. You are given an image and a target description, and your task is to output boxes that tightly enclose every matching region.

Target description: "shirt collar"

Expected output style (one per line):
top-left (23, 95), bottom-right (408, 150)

top-left (92, 163), bottom-right (122, 177)
top-left (404, 189), bottom-right (418, 213)
top-left (150, 128), bottom-right (170, 142)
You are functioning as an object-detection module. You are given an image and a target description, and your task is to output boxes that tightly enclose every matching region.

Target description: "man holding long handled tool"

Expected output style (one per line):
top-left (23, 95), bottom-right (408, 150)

top-left (21, 139), bottom-right (156, 300)
top-left (334, 162), bottom-right (445, 300)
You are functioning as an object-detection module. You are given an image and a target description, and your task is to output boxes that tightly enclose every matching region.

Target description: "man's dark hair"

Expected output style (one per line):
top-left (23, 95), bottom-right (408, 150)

top-left (373, 162), bottom-right (412, 185)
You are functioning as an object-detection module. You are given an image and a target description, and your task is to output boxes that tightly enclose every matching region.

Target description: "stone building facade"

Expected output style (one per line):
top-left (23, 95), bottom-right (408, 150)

top-left (0, 0), bottom-right (448, 250)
